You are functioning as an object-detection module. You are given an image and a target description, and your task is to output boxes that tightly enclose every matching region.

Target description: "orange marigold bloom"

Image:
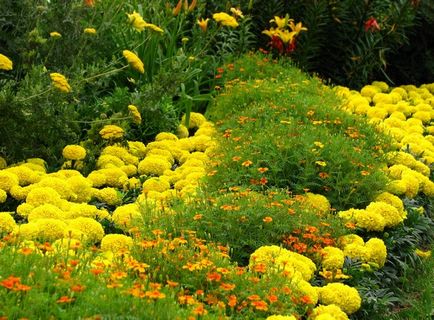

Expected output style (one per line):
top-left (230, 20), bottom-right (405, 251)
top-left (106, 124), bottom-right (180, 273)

top-left (207, 272), bottom-right (222, 282)
top-left (57, 296), bottom-right (74, 303)
top-left (220, 282), bottom-right (236, 291)
top-left (232, 156), bottom-right (241, 161)
top-left (247, 294), bottom-right (261, 301)
top-left (242, 160), bottom-right (253, 167)
top-left (251, 300), bottom-right (268, 311)
top-left (257, 167), bottom-right (269, 173)
top-left (145, 290), bottom-right (166, 299)
top-left (262, 216), bottom-right (273, 223)
top-left (228, 294), bottom-right (237, 307)
top-left (193, 303), bottom-right (208, 316)
top-left (71, 284), bottom-right (86, 292)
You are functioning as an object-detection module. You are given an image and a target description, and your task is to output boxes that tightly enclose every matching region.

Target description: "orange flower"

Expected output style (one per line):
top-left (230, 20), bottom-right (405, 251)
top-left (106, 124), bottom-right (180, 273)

top-left (300, 295), bottom-right (312, 304)
top-left (260, 177), bottom-right (268, 185)
top-left (251, 300), bottom-right (268, 311)
top-left (71, 284), bottom-right (86, 292)
top-left (57, 296), bottom-right (74, 304)
top-left (267, 294), bottom-right (278, 303)
top-left (252, 263), bottom-right (267, 273)
top-left (0, 275), bottom-right (21, 290)
top-left (145, 290), bottom-right (166, 299)
top-left (227, 294), bottom-right (237, 307)
top-left (257, 167), bottom-right (269, 173)
top-left (207, 272), bottom-right (222, 282)
top-left (14, 283), bottom-right (32, 292)
top-left (319, 172), bottom-right (329, 179)
top-left (220, 282), bottom-right (236, 291)
top-left (167, 280), bottom-right (179, 287)
top-left (193, 214), bottom-right (203, 220)
top-left (345, 222), bottom-right (357, 229)
top-left (193, 303), bottom-right (208, 316)
top-left (361, 170), bottom-right (370, 176)
top-left (232, 156), bottom-right (241, 161)
top-left (18, 247), bottom-right (33, 255)
top-left (247, 294), bottom-right (261, 301)
top-left (242, 160), bottom-right (253, 167)
top-left (90, 268), bottom-right (104, 276)
top-left (262, 216), bottom-right (273, 223)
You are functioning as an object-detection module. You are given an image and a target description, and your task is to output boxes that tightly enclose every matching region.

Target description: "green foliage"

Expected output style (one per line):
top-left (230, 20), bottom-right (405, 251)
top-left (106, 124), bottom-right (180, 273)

top-left (206, 54), bottom-right (392, 210)
top-left (0, 67), bottom-right (79, 167)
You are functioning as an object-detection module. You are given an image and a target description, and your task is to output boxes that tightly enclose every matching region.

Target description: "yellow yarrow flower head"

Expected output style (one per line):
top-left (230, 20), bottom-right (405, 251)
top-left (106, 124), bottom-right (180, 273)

top-left (50, 31), bottom-right (62, 39)
top-left (0, 53), bottom-right (13, 71)
top-left (84, 28), bottom-right (97, 35)
top-left (50, 72), bottom-right (72, 93)
top-left (99, 125), bottom-right (124, 140)
top-left (62, 145), bottom-right (87, 160)
top-left (123, 50), bottom-right (144, 74)
top-left (213, 12), bottom-right (239, 28)
top-left (128, 104), bottom-right (142, 124)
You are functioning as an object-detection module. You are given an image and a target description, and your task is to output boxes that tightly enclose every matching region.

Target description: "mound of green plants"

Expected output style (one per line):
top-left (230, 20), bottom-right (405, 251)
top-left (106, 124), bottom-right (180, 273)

top-left (205, 54), bottom-right (392, 211)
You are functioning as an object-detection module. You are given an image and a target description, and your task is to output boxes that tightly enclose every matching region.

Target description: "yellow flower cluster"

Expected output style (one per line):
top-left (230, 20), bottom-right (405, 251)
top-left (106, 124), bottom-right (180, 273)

top-left (266, 316), bottom-right (297, 320)
top-left (0, 53), bottom-right (13, 70)
top-left (318, 283), bottom-right (362, 315)
top-left (310, 304), bottom-right (349, 320)
top-left (123, 50), bottom-right (144, 74)
top-left (127, 11), bottom-right (164, 33)
top-left (321, 246), bottom-right (345, 270)
top-left (50, 72), bottom-right (71, 93)
top-left (99, 125), bottom-right (124, 140)
top-left (337, 235), bottom-right (387, 268)
top-left (249, 245), bottom-right (317, 281)
top-left (62, 145), bottom-right (86, 161)
top-left (101, 234), bottom-right (134, 254)
top-left (128, 105), bottom-right (142, 124)
top-left (213, 12), bottom-right (239, 28)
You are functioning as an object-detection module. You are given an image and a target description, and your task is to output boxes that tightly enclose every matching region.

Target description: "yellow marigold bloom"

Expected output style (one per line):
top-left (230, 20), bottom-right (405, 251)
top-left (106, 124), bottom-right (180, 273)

top-left (213, 12), bottom-right (239, 28)
top-left (365, 238), bottom-right (387, 268)
top-left (319, 283), bottom-right (362, 315)
top-left (99, 124), bottom-right (124, 140)
top-left (50, 72), bottom-right (72, 93)
top-left (138, 156), bottom-right (172, 176)
top-left (84, 28), bottom-right (97, 35)
top-left (128, 104), bottom-right (142, 124)
top-left (36, 218), bottom-right (68, 242)
top-left (321, 246), bottom-right (345, 270)
top-left (0, 53), bottom-right (13, 71)
top-left (101, 234), bottom-right (134, 254)
top-left (95, 187), bottom-right (122, 206)
top-left (50, 31), bottom-right (62, 38)
top-left (0, 189), bottom-right (6, 203)
top-left (67, 217), bottom-right (104, 244)
top-left (0, 171), bottom-right (19, 192)
top-left (197, 18), bottom-right (209, 32)
top-left (311, 304), bottom-right (349, 320)
top-left (112, 203), bottom-right (143, 231)
top-left (0, 212), bottom-right (17, 234)
top-left (123, 50), bottom-right (144, 74)
top-left (266, 316), bottom-right (297, 320)
top-left (62, 145), bottom-right (87, 160)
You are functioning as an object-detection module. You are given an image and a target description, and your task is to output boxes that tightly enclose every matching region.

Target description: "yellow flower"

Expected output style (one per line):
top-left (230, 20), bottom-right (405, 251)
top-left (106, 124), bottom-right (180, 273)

top-left (127, 11), bottom-right (147, 32)
top-left (50, 73), bottom-right (72, 93)
top-left (62, 145), bottom-right (87, 160)
top-left (289, 21), bottom-right (308, 35)
top-left (213, 12), bottom-right (239, 28)
top-left (262, 28), bottom-right (279, 39)
top-left (144, 22), bottom-right (164, 33)
top-left (270, 16), bottom-right (292, 29)
top-left (197, 18), bottom-right (209, 32)
top-left (50, 31), bottom-right (62, 38)
top-left (277, 29), bottom-right (296, 44)
top-left (128, 105), bottom-right (142, 124)
top-left (84, 28), bottom-right (97, 35)
top-left (0, 53), bottom-right (13, 71)
top-left (127, 11), bottom-right (163, 33)
top-left (99, 125), bottom-right (124, 140)
top-left (101, 234), bottom-right (133, 254)
top-left (123, 50), bottom-right (144, 74)
top-left (230, 7), bottom-right (244, 18)
top-left (415, 248), bottom-right (431, 258)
